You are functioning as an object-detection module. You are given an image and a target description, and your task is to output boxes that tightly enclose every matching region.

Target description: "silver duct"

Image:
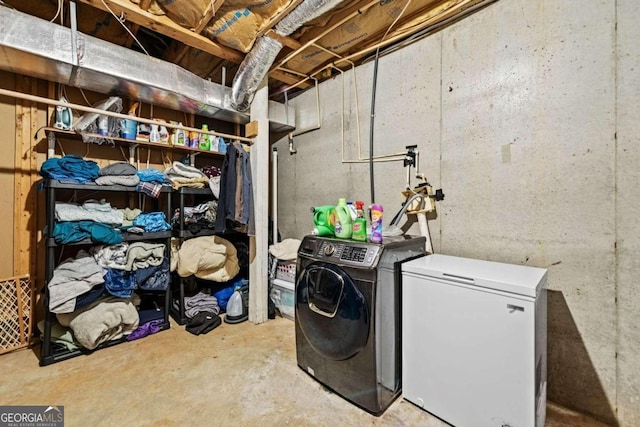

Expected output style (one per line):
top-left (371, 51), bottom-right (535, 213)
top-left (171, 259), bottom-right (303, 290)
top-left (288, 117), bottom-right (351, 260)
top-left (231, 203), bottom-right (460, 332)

top-left (231, 0), bottom-right (345, 111)
top-left (231, 37), bottom-right (283, 113)
top-left (275, 0), bottom-right (346, 36)
top-left (0, 6), bottom-right (294, 129)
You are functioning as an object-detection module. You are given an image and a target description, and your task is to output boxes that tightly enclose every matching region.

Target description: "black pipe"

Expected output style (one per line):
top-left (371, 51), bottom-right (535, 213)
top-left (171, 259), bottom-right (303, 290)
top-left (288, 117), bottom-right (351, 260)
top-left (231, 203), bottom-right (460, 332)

top-left (369, 47), bottom-right (381, 204)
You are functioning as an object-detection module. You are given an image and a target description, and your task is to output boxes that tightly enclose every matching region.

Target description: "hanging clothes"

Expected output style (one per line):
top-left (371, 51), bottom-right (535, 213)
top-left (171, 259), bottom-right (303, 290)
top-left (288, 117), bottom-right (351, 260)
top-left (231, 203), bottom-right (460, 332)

top-left (215, 141), bottom-right (254, 235)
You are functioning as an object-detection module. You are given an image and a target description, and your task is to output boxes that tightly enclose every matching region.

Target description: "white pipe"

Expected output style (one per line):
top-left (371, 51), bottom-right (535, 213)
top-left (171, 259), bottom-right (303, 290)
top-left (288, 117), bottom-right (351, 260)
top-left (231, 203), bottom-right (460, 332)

top-left (272, 148), bottom-right (279, 245)
top-left (417, 212), bottom-right (433, 254)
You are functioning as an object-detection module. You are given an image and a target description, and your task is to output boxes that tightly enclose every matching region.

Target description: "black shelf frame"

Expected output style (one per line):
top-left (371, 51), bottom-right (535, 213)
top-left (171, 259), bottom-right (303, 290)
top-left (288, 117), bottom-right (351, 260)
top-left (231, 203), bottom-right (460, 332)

top-left (46, 231), bottom-right (173, 247)
top-left (40, 320), bottom-right (170, 366)
top-left (40, 179), bottom-right (173, 366)
top-left (169, 186), bottom-right (217, 325)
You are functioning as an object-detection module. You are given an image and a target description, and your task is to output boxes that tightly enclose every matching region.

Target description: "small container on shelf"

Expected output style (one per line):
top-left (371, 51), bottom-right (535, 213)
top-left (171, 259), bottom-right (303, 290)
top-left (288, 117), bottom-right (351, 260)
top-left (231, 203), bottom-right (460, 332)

top-left (198, 124), bottom-right (211, 151)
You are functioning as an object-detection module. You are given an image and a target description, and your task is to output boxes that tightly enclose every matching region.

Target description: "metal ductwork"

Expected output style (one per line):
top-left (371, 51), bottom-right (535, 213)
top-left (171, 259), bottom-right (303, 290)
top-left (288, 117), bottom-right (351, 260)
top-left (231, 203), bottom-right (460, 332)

top-left (231, 0), bottom-right (346, 111)
top-left (0, 6), bottom-right (294, 130)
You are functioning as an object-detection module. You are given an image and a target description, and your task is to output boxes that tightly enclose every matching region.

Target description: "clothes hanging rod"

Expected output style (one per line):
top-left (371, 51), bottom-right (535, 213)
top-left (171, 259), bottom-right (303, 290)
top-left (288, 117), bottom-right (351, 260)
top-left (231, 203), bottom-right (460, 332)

top-left (0, 87), bottom-right (254, 143)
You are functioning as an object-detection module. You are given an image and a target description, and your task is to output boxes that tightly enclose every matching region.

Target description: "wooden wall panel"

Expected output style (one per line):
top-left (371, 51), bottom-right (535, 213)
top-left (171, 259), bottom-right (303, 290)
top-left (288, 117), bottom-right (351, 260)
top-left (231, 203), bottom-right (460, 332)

top-left (0, 71), bottom-right (16, 278)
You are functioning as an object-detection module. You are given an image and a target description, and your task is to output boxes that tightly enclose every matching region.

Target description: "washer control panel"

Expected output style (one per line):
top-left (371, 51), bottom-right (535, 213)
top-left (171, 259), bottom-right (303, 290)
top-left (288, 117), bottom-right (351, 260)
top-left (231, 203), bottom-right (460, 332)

top-left (317, 240), bottom-right (380, 268)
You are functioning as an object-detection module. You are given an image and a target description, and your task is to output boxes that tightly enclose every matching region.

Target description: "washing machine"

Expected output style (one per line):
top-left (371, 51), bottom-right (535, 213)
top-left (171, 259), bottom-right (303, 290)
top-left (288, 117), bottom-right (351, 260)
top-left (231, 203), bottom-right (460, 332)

top-left (295, 235), bottom-right (426, 415)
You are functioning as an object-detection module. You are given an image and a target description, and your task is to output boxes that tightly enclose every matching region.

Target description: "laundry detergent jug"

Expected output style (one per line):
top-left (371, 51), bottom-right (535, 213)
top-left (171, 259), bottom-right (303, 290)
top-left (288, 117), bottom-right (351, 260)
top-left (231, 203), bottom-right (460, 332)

top-left (311, 205), bottom-right (335, 237)
top-left (333, 198), bottom-right (353, 239)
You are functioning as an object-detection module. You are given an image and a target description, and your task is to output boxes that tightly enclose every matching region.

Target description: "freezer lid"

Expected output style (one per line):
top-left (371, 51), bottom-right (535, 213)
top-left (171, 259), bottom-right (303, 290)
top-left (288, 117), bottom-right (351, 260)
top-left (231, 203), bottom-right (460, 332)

top-left (402, 254), bottom-right (547, 297)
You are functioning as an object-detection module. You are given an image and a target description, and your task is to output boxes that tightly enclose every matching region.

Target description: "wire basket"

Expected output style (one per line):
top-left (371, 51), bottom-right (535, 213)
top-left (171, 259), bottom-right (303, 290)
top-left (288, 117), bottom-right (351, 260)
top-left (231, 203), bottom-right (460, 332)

top-left (275, 260), bottom-right (296, 283)
top-left (0, 275), bottom-right (33, 355)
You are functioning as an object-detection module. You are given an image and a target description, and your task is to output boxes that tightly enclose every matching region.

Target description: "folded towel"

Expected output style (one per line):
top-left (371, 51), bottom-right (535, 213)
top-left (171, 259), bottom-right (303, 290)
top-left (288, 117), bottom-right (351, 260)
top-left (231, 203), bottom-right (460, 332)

top-left (95, 175), bottom-right (140, 186)
top-left (98, 162), bottom-right (138, 176)
top-left (165, 161), bottom-right (205, 179)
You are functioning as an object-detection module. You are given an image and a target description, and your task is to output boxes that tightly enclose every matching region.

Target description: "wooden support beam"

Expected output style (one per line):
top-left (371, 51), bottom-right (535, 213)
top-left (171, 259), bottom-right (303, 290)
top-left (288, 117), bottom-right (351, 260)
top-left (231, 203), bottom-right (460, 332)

top-left (269, 69), bottom-right (311, 88)
top-left (163, 0), bottom-right (224, 64)
top-left (13, 76), bottom-right (38, 279)
top-left (265, 29), bottom-right (302, 51)
top-left (76, 0), bottom-right (244, 63)
top-left (245, 121), bottom-right (259, 138)
top-left (249, 79), bottom-right (269, 324)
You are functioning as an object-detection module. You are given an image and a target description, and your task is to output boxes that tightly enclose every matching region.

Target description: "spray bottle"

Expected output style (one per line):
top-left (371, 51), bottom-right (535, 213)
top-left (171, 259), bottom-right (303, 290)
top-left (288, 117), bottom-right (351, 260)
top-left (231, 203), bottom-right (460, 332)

top-left (352, 201), bottom-right (367, 242)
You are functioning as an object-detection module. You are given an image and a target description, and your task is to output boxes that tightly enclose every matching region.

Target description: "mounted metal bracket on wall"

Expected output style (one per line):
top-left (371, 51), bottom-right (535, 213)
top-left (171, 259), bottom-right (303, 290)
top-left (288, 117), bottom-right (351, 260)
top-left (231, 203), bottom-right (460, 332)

top-left (128, 144), bottom-right (138, 165)
top-left (47, 132), bottom-right (56, 159)
top-left (190, 152), bottom-right (199, 167)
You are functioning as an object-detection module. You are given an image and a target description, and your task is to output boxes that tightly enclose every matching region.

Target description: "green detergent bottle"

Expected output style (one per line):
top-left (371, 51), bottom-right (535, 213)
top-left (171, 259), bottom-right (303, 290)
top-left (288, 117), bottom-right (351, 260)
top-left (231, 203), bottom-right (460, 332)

top-left (311, 206), bottom-right (335, 237)
top-left (333, 198), bottom-right (353, 239)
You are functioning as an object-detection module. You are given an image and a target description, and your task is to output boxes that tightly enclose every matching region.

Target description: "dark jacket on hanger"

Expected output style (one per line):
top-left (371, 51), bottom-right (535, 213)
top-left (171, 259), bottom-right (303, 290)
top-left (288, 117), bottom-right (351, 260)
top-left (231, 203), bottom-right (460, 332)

top-left (215, 141), bottom-right (254, 235)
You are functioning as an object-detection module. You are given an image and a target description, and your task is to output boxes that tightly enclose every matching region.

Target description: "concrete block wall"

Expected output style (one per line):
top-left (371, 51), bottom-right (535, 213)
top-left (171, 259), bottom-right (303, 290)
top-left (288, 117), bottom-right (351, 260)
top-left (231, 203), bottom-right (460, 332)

top-left (273, 0), bottom-right (639, 424)
top-left (616, 0), bottom-right (640, 424)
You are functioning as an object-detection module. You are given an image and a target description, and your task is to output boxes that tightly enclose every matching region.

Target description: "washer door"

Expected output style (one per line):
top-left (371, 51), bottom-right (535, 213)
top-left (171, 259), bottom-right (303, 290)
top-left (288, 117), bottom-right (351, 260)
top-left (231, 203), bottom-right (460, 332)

top-left (296, 261), bottom-right (369, 360)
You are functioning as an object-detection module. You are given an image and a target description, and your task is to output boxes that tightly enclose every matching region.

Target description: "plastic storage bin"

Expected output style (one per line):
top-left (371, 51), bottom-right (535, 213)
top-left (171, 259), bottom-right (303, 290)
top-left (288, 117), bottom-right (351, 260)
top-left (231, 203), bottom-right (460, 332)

top-left (275, 260), bottom-right (296, 282)
top-left (271, 279), bottom-right (294, 320)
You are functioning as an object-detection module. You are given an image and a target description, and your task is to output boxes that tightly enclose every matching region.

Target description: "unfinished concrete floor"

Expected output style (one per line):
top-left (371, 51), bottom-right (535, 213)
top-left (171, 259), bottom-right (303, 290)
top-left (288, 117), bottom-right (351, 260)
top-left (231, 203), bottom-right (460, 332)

top-left (2, 317), bottom-right (609, 427)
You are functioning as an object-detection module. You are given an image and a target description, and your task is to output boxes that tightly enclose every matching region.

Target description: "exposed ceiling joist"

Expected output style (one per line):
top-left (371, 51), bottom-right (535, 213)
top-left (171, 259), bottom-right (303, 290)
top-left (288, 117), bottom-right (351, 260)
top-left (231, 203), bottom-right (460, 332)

top-left (3, 0), bottom-right (495, 102)
top-left (76, 0), bottom-right (244, 62)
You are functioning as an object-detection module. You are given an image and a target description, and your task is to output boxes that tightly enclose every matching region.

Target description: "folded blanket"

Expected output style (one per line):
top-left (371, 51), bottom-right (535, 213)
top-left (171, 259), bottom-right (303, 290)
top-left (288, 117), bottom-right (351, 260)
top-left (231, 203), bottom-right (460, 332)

top-left (177, 236), bottom-right (239, 282)
top-left (48, 251), bottom-right (105, 314)
top-left (170, 238), bottom-right (179, 272)
top-left (98, 162), bottom-right (137, 176)
top-left (132, 212), bottom-right (171, 232)
top-left (37, 320), bottom-right (80, 351)
top-left (91, 243), bottom-right (129, 270)
top-left (165, 161), bottom-right (205, 179)
top-left (168, 175), bottom-right (210, 189)
top-left (53, 220), bottom-right (122, 245)
top-left (56, 201), bottom-right (123, 225)
top-left (39, 154), bottom-right (100, 183)
top-left (183, 291), bottom-right (219, 318)
top-left (269, 238), bottom-right (302, 261)
top-left (104, 269), bottom-right (136, 298)
top-left (137, 168), bottom-right (167, 183)
top-left (136, 258), bottom-right (170, 291)
top-left (120, 208), bottom-right (142, 227)
top-left (57, 296), bottom-right (140, 350)
top-left (125, 242), bottom-right (165, 271)
top-left (95, 175), bottom-right (140, 186)
top-left (136, 182), bottom-right (163, 198)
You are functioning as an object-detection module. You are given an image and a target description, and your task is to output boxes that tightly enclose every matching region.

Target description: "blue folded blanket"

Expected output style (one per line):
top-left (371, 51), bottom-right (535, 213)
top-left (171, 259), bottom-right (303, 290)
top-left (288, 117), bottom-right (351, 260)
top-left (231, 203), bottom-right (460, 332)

top-left (40, 155), bottom-right (100, 183)
top-left (132, 212), bottom-right (171, 232)
top-left (53, 220), bottom-right (123, 245)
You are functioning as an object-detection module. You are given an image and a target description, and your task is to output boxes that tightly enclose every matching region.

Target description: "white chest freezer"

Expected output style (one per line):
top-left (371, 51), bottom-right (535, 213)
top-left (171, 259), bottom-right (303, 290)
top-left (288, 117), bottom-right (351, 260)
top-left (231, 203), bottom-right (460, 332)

top-left (401, 254), bottom-right (547, 427)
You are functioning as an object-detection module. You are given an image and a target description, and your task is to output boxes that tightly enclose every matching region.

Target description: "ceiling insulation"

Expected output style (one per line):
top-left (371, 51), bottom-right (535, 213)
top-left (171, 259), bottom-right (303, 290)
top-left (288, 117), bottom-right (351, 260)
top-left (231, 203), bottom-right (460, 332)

top-left (2, 0), bottom-right (495, 101)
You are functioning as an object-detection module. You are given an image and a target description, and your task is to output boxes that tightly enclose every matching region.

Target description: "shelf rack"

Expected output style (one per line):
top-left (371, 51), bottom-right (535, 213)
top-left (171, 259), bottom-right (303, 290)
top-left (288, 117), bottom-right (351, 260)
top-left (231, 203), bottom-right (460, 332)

top-left (170, 186), bottom-right (218, 325)
top-left (40, 179), bottom-right (173, 366)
